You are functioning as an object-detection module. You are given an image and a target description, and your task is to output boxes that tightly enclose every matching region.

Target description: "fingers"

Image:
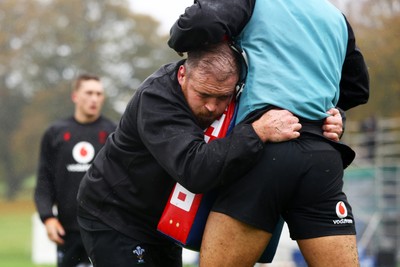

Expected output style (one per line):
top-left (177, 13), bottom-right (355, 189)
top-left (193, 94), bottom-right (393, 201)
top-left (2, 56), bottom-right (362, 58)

top-left (323, 131), bottom-right (340, 142)
top-left (45, 218), bottom-right (65, 245)
top-left (254, 108), bottom-right (344, 143)
top-left (252, 109), bottom-right (301, 143)
top-left (324, 109), bottom-right (343, 141)
top-left (326, 107), bottom-right (340, 116)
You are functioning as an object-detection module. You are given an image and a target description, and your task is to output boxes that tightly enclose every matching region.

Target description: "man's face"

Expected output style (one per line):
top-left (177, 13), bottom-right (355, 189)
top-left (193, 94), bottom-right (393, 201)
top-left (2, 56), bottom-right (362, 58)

top-left (72, 79), bottom-right (105, 120)
top-left (178, 65), bottom-right (237, 129)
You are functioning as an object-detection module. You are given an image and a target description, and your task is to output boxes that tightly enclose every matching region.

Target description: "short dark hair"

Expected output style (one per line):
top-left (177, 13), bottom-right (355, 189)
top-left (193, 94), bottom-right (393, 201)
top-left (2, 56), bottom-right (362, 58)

top-left (73, 74), bottom-right (100, 91)
top-left (185, 42), bottom-right (240, 83)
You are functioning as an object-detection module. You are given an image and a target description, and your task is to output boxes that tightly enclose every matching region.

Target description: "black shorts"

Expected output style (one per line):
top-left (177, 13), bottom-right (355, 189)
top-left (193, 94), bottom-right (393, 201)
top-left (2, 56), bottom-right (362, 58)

top-left (212, 133), bottom-right (356, 240)
top-left (78, 216), bottom-right (182, 267)
top-left (57, 231), bottom-right (91, 267)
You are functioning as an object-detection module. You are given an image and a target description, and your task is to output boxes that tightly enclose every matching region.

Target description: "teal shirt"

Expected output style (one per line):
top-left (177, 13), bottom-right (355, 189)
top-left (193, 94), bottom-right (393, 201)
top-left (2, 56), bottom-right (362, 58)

top-left (236, 0), bottom-right (348, 122)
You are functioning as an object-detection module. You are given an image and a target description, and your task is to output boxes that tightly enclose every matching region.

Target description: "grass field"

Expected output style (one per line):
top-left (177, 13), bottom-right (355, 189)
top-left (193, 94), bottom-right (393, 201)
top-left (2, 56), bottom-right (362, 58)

top-left (0, 177), bottom-right (197, 266)
top-left (0, 199), bottom-right (53, 267)
top-left (0, 197), bottom-right (197, 267)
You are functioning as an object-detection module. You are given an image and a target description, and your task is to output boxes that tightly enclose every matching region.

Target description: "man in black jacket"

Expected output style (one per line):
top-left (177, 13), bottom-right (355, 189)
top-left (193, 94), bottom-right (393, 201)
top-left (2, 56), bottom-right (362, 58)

top-left (77, 42), bottom-right (345, 267)
top-left (34, 74), bottom-right (116, 267)
top-left (168, 1), bottom-right (369, 266)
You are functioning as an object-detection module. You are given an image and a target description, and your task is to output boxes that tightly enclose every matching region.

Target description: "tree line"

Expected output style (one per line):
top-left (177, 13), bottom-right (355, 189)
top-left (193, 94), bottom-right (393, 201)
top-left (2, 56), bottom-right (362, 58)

top-left (0, 0), bottom-right (180, 199)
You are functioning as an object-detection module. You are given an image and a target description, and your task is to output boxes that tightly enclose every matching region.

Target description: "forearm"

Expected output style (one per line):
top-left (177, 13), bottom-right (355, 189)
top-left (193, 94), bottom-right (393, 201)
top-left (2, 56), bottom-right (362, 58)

top-left (34, 173), bottom-right (56, 222)
top-left (338, 16), bottom-right (369, 110)
top-left (146, 113), bottom-right (299, 193)
top-left (168, 0), bottom-right (254, 52)
top-left (150, 124), bottom-right (264, 193)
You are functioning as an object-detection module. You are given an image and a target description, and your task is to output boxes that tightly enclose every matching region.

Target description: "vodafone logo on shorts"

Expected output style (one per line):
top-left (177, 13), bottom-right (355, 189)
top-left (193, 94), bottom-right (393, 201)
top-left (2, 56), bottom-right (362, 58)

top-left (335, 201), bottom-right (348, 219)
top-left (72, 141), bottom-right (95, 164)
top-left (332, 201), bottom-right (353, 225)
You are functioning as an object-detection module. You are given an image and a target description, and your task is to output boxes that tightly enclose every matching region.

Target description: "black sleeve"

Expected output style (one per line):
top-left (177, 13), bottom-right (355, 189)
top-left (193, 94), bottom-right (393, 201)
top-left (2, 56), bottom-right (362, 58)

top-left (337, 16), bottom-right (370, 111)
top-left (136, 87), bottom-right (264, 193)
top-left (168, 0), bottom-right (255, 52)
top-left (34, 129), bottom-right (56, 222)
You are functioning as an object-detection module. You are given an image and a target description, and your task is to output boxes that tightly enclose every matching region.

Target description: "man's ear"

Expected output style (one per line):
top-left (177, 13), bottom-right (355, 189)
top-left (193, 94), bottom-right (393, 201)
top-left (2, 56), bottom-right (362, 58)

top-left (177, 65), bottom-right (186, 85)
top-left (71, 92), bottom-right (77, 103)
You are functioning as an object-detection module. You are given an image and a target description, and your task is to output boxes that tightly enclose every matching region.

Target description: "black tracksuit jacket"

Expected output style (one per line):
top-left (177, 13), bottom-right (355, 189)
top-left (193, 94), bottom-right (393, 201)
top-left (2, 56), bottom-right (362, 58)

top-left (34, 116), bottom-right (116, 231)
top-left (78, 1), bottom-right (370, 245)
top-left (77, 61), bottom-right (265, 244)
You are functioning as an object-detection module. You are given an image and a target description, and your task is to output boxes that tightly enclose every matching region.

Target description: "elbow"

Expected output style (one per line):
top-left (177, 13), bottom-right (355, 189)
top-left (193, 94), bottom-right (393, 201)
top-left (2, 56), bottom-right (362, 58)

top-left (179, 174), bottom-right (220, 194)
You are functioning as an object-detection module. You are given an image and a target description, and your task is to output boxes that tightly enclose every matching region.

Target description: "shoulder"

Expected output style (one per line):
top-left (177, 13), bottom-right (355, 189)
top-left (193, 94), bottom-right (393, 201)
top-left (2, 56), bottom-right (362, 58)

top-left (122, 61), bottom-right (191, 122)
top-left (134, 61), bottom-right (184, 105)
top-left (98, 116), bottom-right (117, 130)
top-left (45, 117), bottom-right (75, 133)
top-left (140, 61), bottom-right (181, 92)
top-left (40, 117), bottom-right (74, 144)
